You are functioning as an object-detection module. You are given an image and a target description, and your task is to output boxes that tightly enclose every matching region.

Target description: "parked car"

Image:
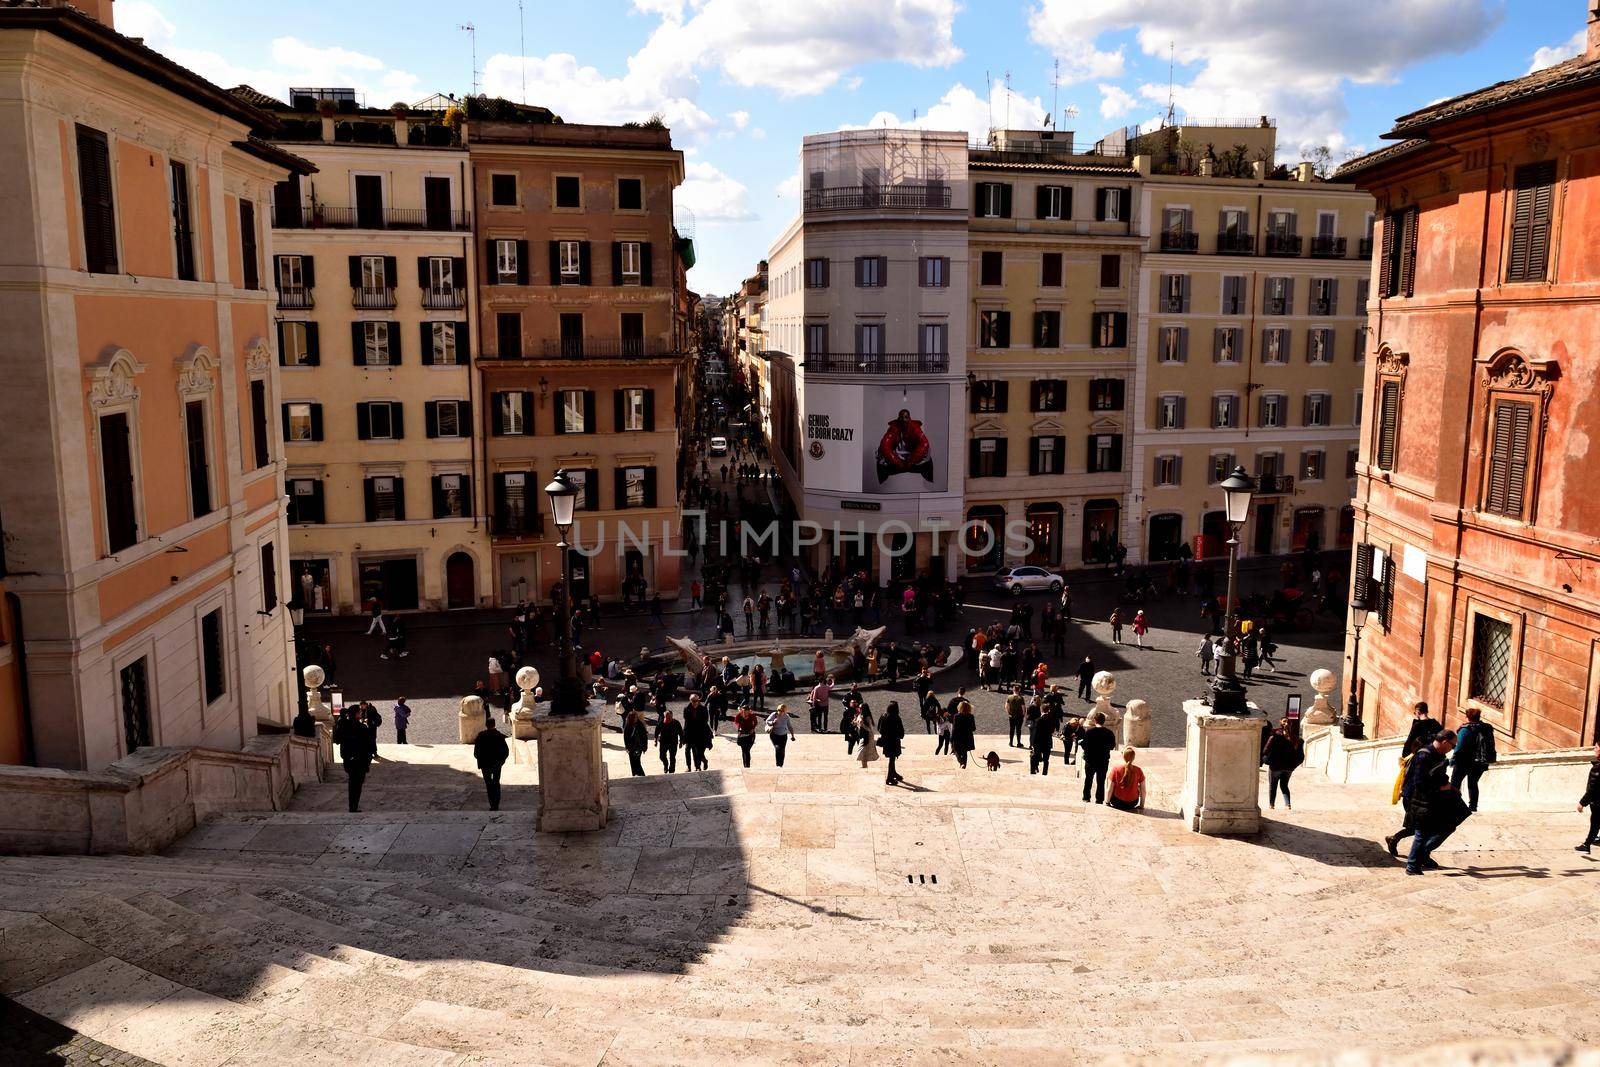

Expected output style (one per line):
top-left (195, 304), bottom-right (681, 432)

top-left (709, 436), bottom-right (729, 456)
top-left (994, 565), bottom-right (1065, 596)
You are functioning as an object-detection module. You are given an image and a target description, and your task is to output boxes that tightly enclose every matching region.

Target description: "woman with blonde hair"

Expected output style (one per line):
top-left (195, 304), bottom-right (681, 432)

top-left (1107, 746), bottom-right (1146, 811)
top-left (765, 702), bottom-right (795, 767)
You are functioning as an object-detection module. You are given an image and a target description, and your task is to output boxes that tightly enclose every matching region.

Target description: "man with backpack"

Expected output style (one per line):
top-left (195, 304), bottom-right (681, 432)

top-left (1452, 707), bottom-right (1497, 813)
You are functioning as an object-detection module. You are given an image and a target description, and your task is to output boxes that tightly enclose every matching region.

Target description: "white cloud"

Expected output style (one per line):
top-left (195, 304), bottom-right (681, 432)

top-left (115, 1), bottom-right (175, 47)
top-left (482, 52), bottom-right (714, 133)
top-left (1029, 0), bottom-right (1501, 155)
top-left (678, 160), bottom-right (757, 222)
top-left (775, 173), bottom-right (801, 201)
top-left (728, 110), bottom-right (750, 130)
top-left (632, 0), bottom-right (687, 19)
top-left (844, 82), bottom-right (1049, 138)
top-left (1098, 83), bottom-right (1138, 120)
top-left (1529, 29), bottom-right (1585, 72)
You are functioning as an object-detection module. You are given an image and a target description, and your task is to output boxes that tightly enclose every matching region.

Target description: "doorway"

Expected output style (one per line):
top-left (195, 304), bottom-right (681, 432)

top-left (423, 176), bottom-right (452, 230)
top-left (887, 529), bottom-right (916, 582)
top-left (354, 174), bottom-right (384, 229)
top-left (1082, 498), bottom-right (1120, 565)
top-left (1025, 504), bottom-right (1062, 567)
top-left (1338, 505), bottom-right (1355, 549)
top-left (1253, 502), bottom-right (1279, 556)
top-left (963, 506), bottom-right (1006, 572)
top-left (359, 558), bottom-right (418, 611)
top-left (291, 558), bottom-right (332, 613)
top-left (1148, 513), bottom-right (1184, 562)
top-left (445, 551), bottom-right (475, 609)
top-left (1200, 511), bottom-right (1228, 559)
top-left (1291, 507), bottom-right (1325, 553)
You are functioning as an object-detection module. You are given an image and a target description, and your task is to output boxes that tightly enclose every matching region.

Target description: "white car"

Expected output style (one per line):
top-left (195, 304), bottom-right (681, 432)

top-left (708, 436), bottom-right (729, 456)
top-left (995, 565), bottom-right (1065, 596)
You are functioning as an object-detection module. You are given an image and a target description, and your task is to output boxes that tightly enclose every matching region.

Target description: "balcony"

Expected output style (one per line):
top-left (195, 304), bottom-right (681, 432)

top-left (1358, 237), bottom-right (1374, 258)
top-left (277, 287), bottom-right (314, 310)
top-left (1256, 475), bottom-right (1296, 495)
top-left (1159, 231), bottom-right (1199, 253)
top-left (531, 338), bottom-right (672, 359)
top-left (492, 513), bottom-right (545, 539)
top-left (1216, 231), bottom-right (1255, 255)
top-left (1310, 236), bottom-right (1348, 258)
top-left (803, 352), bottom-right (950, 374)
top-left (421, 286), bottom-right (467, 310)
top-left (1265, 233), bottom-right (1303, 257)
top-left (351, 286), bottom-right (396, 310)
top-left (803, 184), bottom-right (951, 213)
top-left (273, 202), bottom-right (471, 232)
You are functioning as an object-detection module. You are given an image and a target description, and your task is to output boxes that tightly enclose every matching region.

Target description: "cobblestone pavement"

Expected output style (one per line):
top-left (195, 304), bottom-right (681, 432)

top-left (0, 995), bottom-right (161, 1066)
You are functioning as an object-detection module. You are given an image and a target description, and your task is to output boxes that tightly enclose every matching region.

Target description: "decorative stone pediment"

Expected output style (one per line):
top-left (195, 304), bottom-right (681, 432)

top-left (971, 418), bottom-right (1004, 436)
top-left (1374, 344), bottom-right (1409, 383)
top-left (1030, 417), bottom-right (1064, 434)
top-left (1477, 347), bottom-right (1558, 397)
top-left (244, 337), bottom-right (271, 375)
top-left (86, 348), bottom-right (145, 409)
top-left (176, 345), bottom-right (217, 397)
top-left (1087, 415), bottom-right (1122, 433)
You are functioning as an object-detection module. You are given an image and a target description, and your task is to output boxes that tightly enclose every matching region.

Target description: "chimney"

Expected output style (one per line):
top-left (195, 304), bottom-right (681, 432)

top-left (63, 0), bottom-right (115, 26)
top-left (1589, 0), bottom-right (1600, 60)
top-left (1296, 161), bottom-right (1315, 183)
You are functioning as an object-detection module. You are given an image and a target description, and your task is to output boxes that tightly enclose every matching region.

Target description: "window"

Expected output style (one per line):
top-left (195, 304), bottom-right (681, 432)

top-left (1259, 393), bottom-right (1286, 428)
top-left (170, 160), bottom-right (194, 281)
top-left (806, 257), bottom-right (830, 288)
top-left (616, 177), bottom-right (643, 210)
top-left (1264, 276), bottom-right (1293, 315)
top-left (427, 399), bottom-right (467, 438)
top-left (259, 541), bottom-right (278, 612)
top-left (184, 399), bottom-right (211, 518)
top-left (1209, 453), bottom-right (1236, 484)
top-left (618, 466), bottom-right (654, 508)
top-left (1162, 206), bottom-right (1193, 239)
top-left (1095, 187), bottom-right (1125, 222)
top-left (76, 125), bottom-right (118, 274)
top-left (621, 388), bottom-right (648, 431)
top-left (1036, 184), bottom-right (1067, 220)
top-left (1356, 279), bottom-right (1370, 316)
top-left (1506, 161), bottom-right (1556, 283)
top-left (568, 469), bottom-right (597, 511)
top-left (1034, 311), bottom-right (1060, 348)
top-left (559, 240), bottom-right (582, 280)
top-left (1468, 613), bottom-right (1513, 708)
top-left (357, 254), bottom-right (392, 295)
top-left (1267, 210), bottom-right (1296, 239)
top-left (1304, 392), bottom-right (1331, 427)
top-left (969, 437), bottom-right (1007, 477)
top-left (556, 389), bottom-right (592, 434)
top-left (555, 175), bottom-right (581, 208)
top-left (980, 310), bottom-right (1011, 349)
top-left (201, 608), bottom-right (225, 704)
top-left (1030, 435), bottom-right (1065, 475)
top-left (1379, 207), bottom-right (1418, 298)
top-left (1158, 394), bottom-right (1185, 429)
top-left (1154, 455), bottom-right (1180, 486)
top-left (287, 478), bottom-right (323, 524)
top-left (1353, 390), bottom-right (1364, 426)
top-left (495, 239), bottom-right (520, 284)
top-left (491, 173), bottom-right (517, 206)
top-left (1213, 326), bottom-right (1240, 364)
top-left (855, 256), bottom-right (886, 287)
top-left (284, 402), bottom-right (318, 443)
top-left (1161, 273), bottom-right (1189, 313)
top-left (1311, 277), bottom-right (1337, 315)
top-left (1041, 252), bottom-right (1062, 287)
top-left (979, 250), bottom-right (1003, 286)
top-left (494, 472), bottom-right (532, 534)
top-left (1159, 326), bottom-right (1188, 364)
top-left (1301, 449), bottom-right (1326, 481)
top-left (1089, 378), bottom-right (1124, 411)
top-left (1219, 208), bottom-right (1249, 243)
top-left (1307, 328), bottom-right (1332, 364)
top-left (358, 321), bottom-right (394, 366)
top-left (919, 323), bottom-right (948, 355)
top-left (276, 254), bottom-right (305, 294)
top-left (1221, 275), bottom-right (1245, 315)
top-left (1482, 397), bottom-right (1536, 520)
top-left (805, 323), bottom-right (829, 355)
top-left (1087, 434), bottom-right (1123, 473)
top-left (1375, 378), bottom-right (1401, 471)
top-left (976, 182), bottom-right (1011, 218)
top-left (1262, 328), bottom-right (1289, 364)
top-left (972, 379), bottom-right (1008, 414)
top-left (433, 473), bottom-right (469, 519)
top-left (1031, 379), bottom-right (1066, 412)
top-left (249, 380), bottom-right (270, 468)
top-left (1092, 312), bottom-right (1127, 348)
top-left (918, 256), bottom-right (948, 287)
top-left (365, 476), bottom-right (404, 522)
top-left (1099, 254), bottom-right (1120, 288)
top-left (358, 401), bottom-right (402, 440)
top-left (119, 658), bottom-right (151, 754)
top-left (1212, 394), bottom-right (1239, 429)
top-left (1355, 326), bottom-right (1370, 362)
top-left (239, 200), bottom-right (259, 290)
top-left (855, 323), bottom-right (884, 356)
top-left (1347, 448), bottom-right (1359, 478)
top-left (422, 321), bottom-right (457, 366)
top-left (99, 411), bottom-right (138, 552)
top-left (496, 312), bottom-right (522, 359)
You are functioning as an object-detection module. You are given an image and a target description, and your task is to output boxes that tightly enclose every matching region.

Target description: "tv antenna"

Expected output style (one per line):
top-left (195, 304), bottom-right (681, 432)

top-left (1165, 41), bottom-right (1176, 127)
top-left (518, 2), bottom-right (526, 103)
top-left (985, 70), bottom-right (993, 139)
top-left (459, 22), bottom-right (479, 97)
top-left (1051, 58), bottom-right (1059, 125)
top-left (1004, 69), bottom-right (1012, 130)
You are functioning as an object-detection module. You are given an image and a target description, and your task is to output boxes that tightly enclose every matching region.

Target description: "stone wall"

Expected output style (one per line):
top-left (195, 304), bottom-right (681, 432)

top-left (1304, 726), bottom-right (1593, 807)
top-left (0, 731), bottom-right (331, 855)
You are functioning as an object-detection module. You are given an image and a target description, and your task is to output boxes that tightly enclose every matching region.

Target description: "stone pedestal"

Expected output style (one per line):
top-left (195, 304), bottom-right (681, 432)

top-left (1122, 699), bottom-right (1151, 747)
top-left (1304, 668), bottom-right (1338, 726)
top-left (458, 695), bottom-right (486, 743)
top-left (533, 707), bottom-right (610, 833)
top-left (510, 666), bottom-right (541, 741)
top-left (1180, 699), bottom-right (1265, 835)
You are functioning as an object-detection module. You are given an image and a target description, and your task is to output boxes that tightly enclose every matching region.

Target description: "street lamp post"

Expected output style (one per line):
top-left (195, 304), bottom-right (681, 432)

top-left (544, 470), bottom-right (586, 716)
top-left (1209, 465), bottom-right (1255, 715)
top-left (1343, 606), bottom-right (1369, 740)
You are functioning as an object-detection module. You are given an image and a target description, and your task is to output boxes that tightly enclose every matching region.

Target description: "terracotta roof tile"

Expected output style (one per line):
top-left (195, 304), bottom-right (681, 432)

top-left (1387, 53), bottom-right (1600, 137)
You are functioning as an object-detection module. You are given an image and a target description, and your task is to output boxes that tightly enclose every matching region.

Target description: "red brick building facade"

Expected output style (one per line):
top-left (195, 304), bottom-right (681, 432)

top-left (1338, 6), bottom-right (1600, 750)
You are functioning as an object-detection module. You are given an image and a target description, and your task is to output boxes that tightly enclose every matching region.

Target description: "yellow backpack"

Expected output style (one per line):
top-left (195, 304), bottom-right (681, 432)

top-left (1391, 753), bottom-right (1412, 806)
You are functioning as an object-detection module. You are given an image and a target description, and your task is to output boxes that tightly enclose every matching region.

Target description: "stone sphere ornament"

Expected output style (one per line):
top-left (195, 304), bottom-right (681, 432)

top-left (302, 664), bottom-right (325, 689)
top-left (1092, 670), bottom-right (1117, 699)
top-left (516, 665), bottom-right (541, 693)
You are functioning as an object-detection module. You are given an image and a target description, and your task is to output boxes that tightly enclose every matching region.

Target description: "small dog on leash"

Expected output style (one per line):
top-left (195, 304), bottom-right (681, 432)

top-left (985, 750), bottom-right (1001, 771)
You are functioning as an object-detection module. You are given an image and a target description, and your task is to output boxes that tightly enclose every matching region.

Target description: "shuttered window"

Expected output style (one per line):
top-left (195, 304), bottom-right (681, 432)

top-left (239, 200), bottom-right (259, 290)
top-left (170, 161), bottom-right (195, 281)
top-left (76, 125), bottom-right (118, 274)
top-left (1379, 208), bottom-right (1418, 298)
top-left (201, 609), bottom-right (225, 704)
top-left (185, 400), bottom-right (212, 518)
top-left (1483, 397), bottom-right (1535, 519)
top-left (99, 411), bottom-right (138, 552)
top-left (1506, 161), bottom-right (1556, 283)
top-left (1375, 379), bottom-right (1401, 471)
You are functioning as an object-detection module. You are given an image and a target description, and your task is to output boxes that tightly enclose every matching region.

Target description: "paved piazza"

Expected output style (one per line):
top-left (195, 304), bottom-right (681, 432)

top-left (2, 738), bottom-right (1598, 1065)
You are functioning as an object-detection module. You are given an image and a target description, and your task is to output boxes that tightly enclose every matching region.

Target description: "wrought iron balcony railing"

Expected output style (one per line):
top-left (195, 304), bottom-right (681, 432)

top-left (1216, 231), bottom-right (1255, 254)
top-left (1256, 475), bottom-right (1296, 495)
top-left (421, 286), bottom-right (467, 310)
top-left (273, 203), bottom-right (471, 232)
top-left (803, 352), bottom-right (950, 374)
top-left (1159, 231), bottom-right (1199, 253)
top-left (276, 287), bottom-right (314, 309)
top-left (803, 184), bottom-right (952, 212)
top-left (351, 286), bottom-right (396, 310)
top-left (1264, 233), bottom-right (1303, 257)
top-left (1310, 236), bottom-right (1348, 258)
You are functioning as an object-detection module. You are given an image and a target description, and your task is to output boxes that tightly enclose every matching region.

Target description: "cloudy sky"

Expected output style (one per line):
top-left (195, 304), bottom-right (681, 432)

top-left (117, 0), bottom-right (1584, 295)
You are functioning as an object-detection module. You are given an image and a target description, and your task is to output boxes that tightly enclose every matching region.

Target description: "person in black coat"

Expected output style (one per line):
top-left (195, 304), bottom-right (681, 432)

top-left (878, 701), bottom-right (906, 786)
top-left (1577, 743), bottom-right (1600, 853)
top-left (331, 702), bottom-right (382, 813)
top-left (623, 710), bottom-right (650, 777)
top-left (1404, 730), bottom-right (1466, 874)
top-left (1401, 701), bottom-right (1442, 757)
top-left (656, 709), bottom-right (683, 772)
top-left (473, 718), bottom-right (510, 811)
top-left (1076, 656), bottom-right (1096, 701)
top-left (1030, 706), bottom-right (1062, 776)
top-left (950, 700), bottom-right (977, 769)
top-left (1078, 712), bottom-right (1117, 803)
top-left (683, 699), bottom-right (713, 771)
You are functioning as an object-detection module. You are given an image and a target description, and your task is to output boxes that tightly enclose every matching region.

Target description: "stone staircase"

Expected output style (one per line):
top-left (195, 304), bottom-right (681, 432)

top-left (2, 735), bottom-right (1598, 1065)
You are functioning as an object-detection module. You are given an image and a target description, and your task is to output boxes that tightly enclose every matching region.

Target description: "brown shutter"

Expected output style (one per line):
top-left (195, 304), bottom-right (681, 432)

top-left (1376, 380), bottom-right (1400, 470)
top-left (76, 126), bottom-right (118, 274)
top-left (1399, 208), bottom-right (1418, 297)
top-left (1506, 400), bottom-right (1532, 517)
top-left (1352, 543), bottom-right (1374, 608)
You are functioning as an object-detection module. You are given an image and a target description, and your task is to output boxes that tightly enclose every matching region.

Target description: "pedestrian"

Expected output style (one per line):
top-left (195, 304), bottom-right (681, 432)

top-left (488, 654), bottom-right (507, 697)
top-left (743, 595), bottom-right (756, 636)
top-left (813, 648), bottom-right (827, 679)
top-left (1030, 702), bottom-right (1061, 776)
top-left (656, 709), bottom-right (683, 773)
top-left (984, 644), bottom-right (1002, 692)
top-left (1079, 712), bottom-right (1117, 804)
top-left (392, 697), bottom-right (411, 744)
top-left (650, 592), bottom-right (665, 627)
top-left (766, 703), bottom-right (795, 767)
top-left (1106, 747), bottom-right (1146, 812)
top-left (1404, 730), bottom-right (1468, 875)
top-left (1451, 707), bottom-right (1497, 812)
top-left (751, 665), bottom-right (767, 711)
top-left (1576, 743), bottom-right (1600, 853)
top-left (690, 579), bottom-right (702, 611)
top-left (951, 699), bottom-right (977, 769)
top-left (1261, 720), bottom-right (1304, 809)
top-left (1402, 701), bottom-right (1443, 757)
top-left (1076, 656), bottom-right (1095, 701)
top-left (866, 647), bottom-right (880, 685)
top-left (854, 707), bottom-right (879, 770)
top-left (1196, 635), bottom-right (1214, 676)
top-left (879, 701), bottom-right (905, 786)
top-left (331, 702), bottom-right (381, 813)
top-left (473, 715), bottom-right (510, 811)
top-left (1060, 716), bottom-right (1081, 767)
top-left (1059, 585), bottom-right (1072, 621)
top-left (935, 711), bottom-right (953, 755)
top-left (683, 695), bottom-right (713, 771)
top-left (1110, 608), bottom-right (1123, 644)
top-left (1132, 609), bottom-right (1149, 649)
top-left (364, 596), bottom-right (386, 635)
top-left (624, 709), bottom-right (649, 776)
top-left (809, 674), bottom-right (834, 733)
top-left (734, 704), bottom-right (759, 768)
top-left (1006, 687), bottom-right (1026, 749)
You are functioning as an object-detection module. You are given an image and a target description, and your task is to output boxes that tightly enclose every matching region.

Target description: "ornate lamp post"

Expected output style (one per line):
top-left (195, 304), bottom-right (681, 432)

top-left (543, 469), bottom-right (585, 716)
top-left (1209, 465), bottom-right (1255, 715)
top-left (1343, 604), bottom-right (1370, 740)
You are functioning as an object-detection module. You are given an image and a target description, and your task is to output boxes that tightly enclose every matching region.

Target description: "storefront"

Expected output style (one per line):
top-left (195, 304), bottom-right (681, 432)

top-left (291, 559), bottom-right (333, 613)
top-left (1025, 503), bottom-right (1062, 567)
top-left (358, 556), bottom-right (419, 612)
top-left (1082, 499), bottom-right (1120, 565)
top-left (1148, 513), bottom-right (1184, 562)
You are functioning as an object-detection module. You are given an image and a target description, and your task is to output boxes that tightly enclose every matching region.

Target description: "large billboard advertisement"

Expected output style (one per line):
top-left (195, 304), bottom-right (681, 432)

top-left (863, 384), bottom-right (949, 495)
top-left (802, 382), bottom-right (864, 494)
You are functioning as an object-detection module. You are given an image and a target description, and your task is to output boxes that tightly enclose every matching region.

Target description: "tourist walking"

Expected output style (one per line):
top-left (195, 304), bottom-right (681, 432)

top-left (766, 703), bottom-right (795, 767)
top-left (879, 701), bottom-right (905, 786)
top-left (854, 707), bottom-right (879, 770)
top-left (1109, 608), bottom-right (1123, 644)
top-left (364, 596), bottom-right (386, 635)
top-left (935, 711), bottom-right (953, 755)
top-left (1006, 687), bottom-right (1026, 749)
top-left (1076, 656), bottom-right (1096, 701)
top-left (1030, 703), bottom-right (1062, 776)
top-left (684, 697), bottom-right (713, 772)
top-left (1106, 747), bottom-right (1146, 812)
top-left (1452, 707), bottom-right (1497, 812)
top-left (1261, 720), bottom-right (1304, 809)
top-left (473, 716), bottom-right (510, 811)
top-left (734, 704), bottom-right (759, 768)
top-left (951, 700), bottom-right (977, 769)
top-left (393, 697), bottom-right (411, 744)
top-left (809, 674), bottom-right (835, 733)
top-left (624, 710), bottom-right (649, 776)
top-left (1402, 701), bottom-right (1441, 757)
top-left (1079, 712), bottom-right (1117, 803)
top-left (656, 709), bottom-right (683, 773)
top-left (1576, 743), bottom-right (1600, 852)
top-left (1404, 730), bottom-right (1468, 875)
top-left (1132, 610), bottom-right (1149, 648)
top-left (1197, 635), bottom-right (1215, 676)
top-left (332, 702), bottom-right (381, 813)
